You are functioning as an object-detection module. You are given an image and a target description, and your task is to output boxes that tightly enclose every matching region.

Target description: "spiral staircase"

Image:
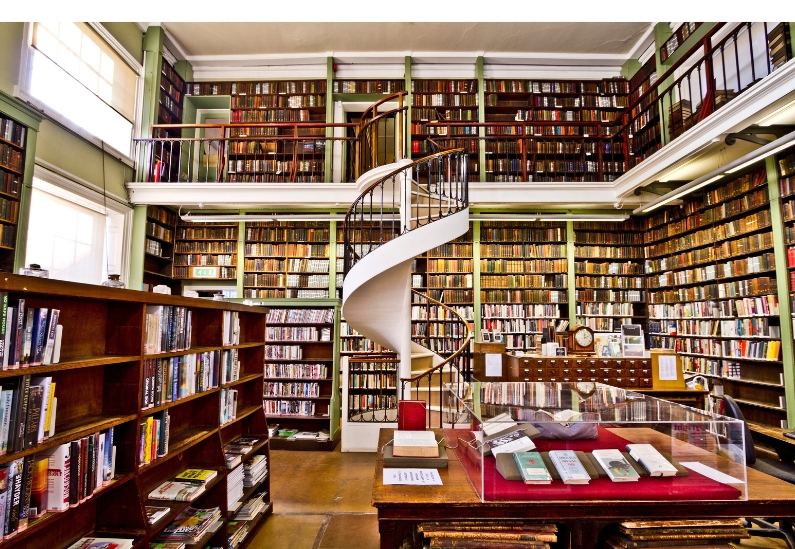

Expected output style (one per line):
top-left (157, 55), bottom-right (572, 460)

top-left (340, 99), bottom-right (473, 450)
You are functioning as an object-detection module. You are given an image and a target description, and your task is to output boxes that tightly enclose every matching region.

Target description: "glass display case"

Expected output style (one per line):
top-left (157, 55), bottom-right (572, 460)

top-left (443, 381), bottom-right (747, 502)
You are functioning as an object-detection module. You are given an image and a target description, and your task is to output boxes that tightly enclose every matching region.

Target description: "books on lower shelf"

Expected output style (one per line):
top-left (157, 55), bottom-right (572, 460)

top-left (146, 505), bottom-right (171, 524)
top-left (0, 375), bottom-right (56, 455)
top-left (158, 506), bottom-right (222, 543)
top-left (233, 490), bottom-right (268, 521)
top-left (142, 351), bottom-right (222, 410)
top-left (148, 481), bottom-right (206, 502)
top-left (139, 410), bottom-right (170, 465)
top-left (227, 463), bottom-right (244, 508)
top-left (67, 538), bottom-right (135, 549)
top-left (220, 388), bottom-right (239, 424)
top-left (224, 437), bottom-right (260, 455)
top-left (243, 455), bottom-right (268, 488)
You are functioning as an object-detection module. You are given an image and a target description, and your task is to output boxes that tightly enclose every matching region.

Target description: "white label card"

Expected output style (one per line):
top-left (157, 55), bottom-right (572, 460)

top-left (485, 354), bottom-right (502, 377)
top-left (658, 355), bottom-right (678, 380)
top-left (680, 462), bottom-right (744, 484)
top-left (383, 468), bottom-right (443, 485)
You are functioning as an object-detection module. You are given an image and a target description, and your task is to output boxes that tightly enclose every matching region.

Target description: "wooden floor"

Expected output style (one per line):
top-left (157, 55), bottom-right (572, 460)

top-left (245, 446), bottom-right (791, 549)
top-left (247, 447), bottom-right (381, 549)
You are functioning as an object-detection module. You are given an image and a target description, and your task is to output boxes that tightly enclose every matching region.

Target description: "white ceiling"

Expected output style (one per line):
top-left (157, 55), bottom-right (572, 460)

top-left (160, 22), bottom-right (653, 60)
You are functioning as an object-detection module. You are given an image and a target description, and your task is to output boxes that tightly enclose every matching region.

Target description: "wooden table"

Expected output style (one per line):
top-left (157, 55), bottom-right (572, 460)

top-left (372, 428), bottom-right (795, 549)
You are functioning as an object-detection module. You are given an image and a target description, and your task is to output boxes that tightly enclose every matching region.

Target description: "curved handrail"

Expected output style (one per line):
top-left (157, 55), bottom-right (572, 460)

top-left (400, 289), bottom-right (472, 385)
top-left (356, 106), bottom-right (408, 138)
top-left (359, 91), bottom-right (408, 126)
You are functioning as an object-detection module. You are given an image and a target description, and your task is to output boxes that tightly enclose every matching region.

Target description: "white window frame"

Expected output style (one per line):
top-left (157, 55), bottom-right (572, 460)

top-left (31, 164), bottom-right (134, 288)
top-left (15, 22), bottom-right (144, 167)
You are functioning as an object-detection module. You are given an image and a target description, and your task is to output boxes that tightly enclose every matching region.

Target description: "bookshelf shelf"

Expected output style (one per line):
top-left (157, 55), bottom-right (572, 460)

top-left (0, 275), bottom-right (271, 548)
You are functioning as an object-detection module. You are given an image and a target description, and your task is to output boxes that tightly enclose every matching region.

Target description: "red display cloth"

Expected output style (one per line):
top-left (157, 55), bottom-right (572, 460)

top-left (445, 427), bottom-right (742, 501)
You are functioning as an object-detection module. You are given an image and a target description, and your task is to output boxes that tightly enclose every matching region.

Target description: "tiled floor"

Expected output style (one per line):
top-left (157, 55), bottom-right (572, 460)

top-left (246, 446), bottom-right (792, 549)
top-left (247, 446), bottom-right (380, 549)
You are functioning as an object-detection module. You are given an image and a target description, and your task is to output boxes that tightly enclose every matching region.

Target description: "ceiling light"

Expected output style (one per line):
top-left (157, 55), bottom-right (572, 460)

top-left (724, 141), bottom-right (795, 174)
top-left (470, 214), bottom-right (537, 221)
top-left (181, 213), bottom-right (346, 222)
top-left (535, 214), bottom-right (629, 222)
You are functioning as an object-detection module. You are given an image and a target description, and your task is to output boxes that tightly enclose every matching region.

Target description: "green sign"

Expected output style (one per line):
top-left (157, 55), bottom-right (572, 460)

top-left (192, 267), bottom-right (219, 278)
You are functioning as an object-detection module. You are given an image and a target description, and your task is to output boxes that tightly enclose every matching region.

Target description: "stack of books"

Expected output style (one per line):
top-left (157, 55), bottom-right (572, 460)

top-left (234, 491), bottom-right (268, 521)
top-left (149, 469), bottom-right (218, 502)
top-left (418, 521), bottom-right (557, 548)
top-left (228, 520), bottom-right (250, 548)
top-left (600, 519), bottom-right (749, 549)
top-left (158, 506), bottom-right (222, 544)
top-left (227, 463), bottom-right (244, 509)
top-left (224, 437), bottom-right (259, 455)
top-left (146, 505), bottom-right (170, 525)
top-left (67, 538), bottom-right (135, 549)
top-left (243, 455), bottom-right (268, 488)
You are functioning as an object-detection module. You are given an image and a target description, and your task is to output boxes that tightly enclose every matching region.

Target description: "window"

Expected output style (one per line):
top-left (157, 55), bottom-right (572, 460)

top-left (26, 177), bottom-right (128, 286)
top-left (26, 23), bottom-right (138, 155)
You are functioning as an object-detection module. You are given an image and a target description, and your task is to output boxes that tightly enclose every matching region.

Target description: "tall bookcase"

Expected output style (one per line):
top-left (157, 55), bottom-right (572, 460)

top-left (482, 78), bottom-right (629, 182)
top-left (410, 79), bottom-right (478, 160)
top-left (262, 302), bottom-right (340, 450)
top-left (644, 169), bottom-right (786, 426)
top-left (244, 221), bottom-right (330, 299)
top-left (574, 220), bottom-right (647, 333)
top-left (0, 114), bottom-right (25, 273)
top-left (174, 220), bottom-right (238, 281)
top-left (332, 79), bottom-right (405, 94)
top-left (157, 58), bottom-right (185, 135)
top-left (0, 274), bottom-right (271, 549)
top-left (143, 205), bottom-right (179, 293)
top-left (479, 221), bottom-right (568, 352)
top-left (626, 57), bottom-right (660, 168)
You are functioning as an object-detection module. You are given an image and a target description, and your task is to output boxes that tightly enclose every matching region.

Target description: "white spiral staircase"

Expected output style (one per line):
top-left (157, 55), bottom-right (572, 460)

top-left (340, 145), bottom-right (472, 451)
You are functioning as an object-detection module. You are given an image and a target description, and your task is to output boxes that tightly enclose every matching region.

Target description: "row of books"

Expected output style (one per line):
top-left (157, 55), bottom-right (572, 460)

top-left (231, 109), bottom-right (319, 123)
top-left (575, 261), bottom-right (643, 275)
top-left (264, 381), bottom-right (320, 397)
top-left (266, 308), bottom-right (334, 324)
top-left (227, 159), bottom-right (323, 174)
top-left (480, 244), bottom-right (565, 258)
top-left (649, 252), bottom-right (775, 288)
top-left (177, 227), bottom-right (237, 241)
top-left (0, 375), bottom-right (56, 455)
top-left (0, 143), bottom-right (22, 173)
top-left (333, 79), bottom-right (404, 94)
top-left (678, 338), bottom-right (782, 361)
top-left (266, 327), bottom-right (325, 341)
top-left (480, 228), bottom-right (565, 242)
top-left (220, 388), bottom-right (239, 424)
top-left (650, 317), bottom-right (780, 338)
top-left (576, 302), bottom-right (636, 316)
top-left (139, 410), bottom-right (169, 465)
top-left (264, 399), bottom-right (315, 416)
top-left (1, 299), bottom-right (61, 369)
top-left (648, 295), bottom-right (779, 320)
top-left (174, 266), bottom-right (236, 280)
top-left (480, 274), bottom-right (567, 289)
top-left (422, 322), bottom-right (469, 338)
top-left (576, 275), bottom-right (644, 289)
top-left (576, 289), bottom-right (645, 302)
top-left (481, 317), bottom-right (561, 334)
top-left (0, 196), bottom-right (19, 223)
top-left (144, 305), bottom-right (192, 355)
top-left (481, 290), bottom-right (567, 303)
top-left (578, 317), bottom-right (633, 332)
top-left (244, 288), bottom-right (329, 299)
top-left (145, 238), bottom-right (163, 257)
top-left (483, 79), bottom-right (629, 94)
top-left (227, 173), bottom-right (323, 183)
top-left (231, 94), bottom-right (325, 109)
top-left (480, 303), bottom-right (562, 319)
top-left (0, 118), bottom-right (27, 149)
top-left (146, 221), bottom-right (173, 243)
top-left (264, 362), bottom-right (327, 379)
top-left (0, 172), bottom-right (21, 198)
top-left (575, 245), bottom-right (644, 259)
top-left (147, 205), bottom-right (177, 227)
top-left (648, 277), bottom-right (777, 303)
top-left (243, 273), bottom-right (329, 288)
top-left (175, 241), bottom-right (235, 254)
top-left (173, 253), bottom-right (235, 266)
top-left (141, 350), bottom-right (235, 410)
top-left (348, 394), bottom-right (396, 411)
top-left (575, 232), bottom-right (644, 245)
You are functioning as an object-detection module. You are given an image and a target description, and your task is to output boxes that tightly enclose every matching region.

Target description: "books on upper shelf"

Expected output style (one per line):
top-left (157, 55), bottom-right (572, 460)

top-left (1, 297), bottom-right (61, 369)
top-left (175, 469), bottom-right (218, 485)
top-left (142, 351), bottom-right (221, 410)
top-left (591, 449), bottom-right (640, 482)
top-left (146, 505), bottom-right (171, 524)
top-left (625, 444), bottom-right (678, 477)
top-left (223, 311), bottom-right (240, 346)
top-left (66, 538), bottom-right (135, 549)
top-left (513, 451), bottom-right (552, 484)
top-left (548, 450), bottom-right (590, 484)
top-left (158, 506), bottom-right (222, 543)
top-left (139, 410), bottom-right (170, 465)
top-left (144, 305), bottom-right (192, 354)
top-left (148, 481), bottom-right (206, 502)
top-left (220, 388), bottom-right (239, 424)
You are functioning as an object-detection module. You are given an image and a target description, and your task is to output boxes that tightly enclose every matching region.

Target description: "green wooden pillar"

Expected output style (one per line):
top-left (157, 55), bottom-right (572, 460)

top-left (140, 26), bottom-right (164, 144)
top-left (567, 221), bottom-right (576, 327)
top-left (237, 220), bottom-right (245, 298)
top-left (330, 299), bottom-right (342, 437)
top-left (325, 57), bottom-right (334, 182)
top-left (405, 56), bottom-right (412, 159)
top-left (329, 219), bottom-right (337, 298)
top-left (473, 220), bottom-right (481, 335)
top-left (129, 205), bottom-right (148, 291)
top-left (766, 157), bottom-right (795, 427)
top-left (173, 59), bottom-right (193, 82)
top-left (477, 56), bottom-right (486, 183)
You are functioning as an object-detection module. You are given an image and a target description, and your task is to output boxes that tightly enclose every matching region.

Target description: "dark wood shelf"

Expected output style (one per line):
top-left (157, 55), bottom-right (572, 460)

top-left (0, 354), bottom-right (140, 379)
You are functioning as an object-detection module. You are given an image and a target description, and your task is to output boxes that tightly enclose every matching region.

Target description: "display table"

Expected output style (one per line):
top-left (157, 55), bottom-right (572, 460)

top-left (371, 428), bottom-right (795, 549)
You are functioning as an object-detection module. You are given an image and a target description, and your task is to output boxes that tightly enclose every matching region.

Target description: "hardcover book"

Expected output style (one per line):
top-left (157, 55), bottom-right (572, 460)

top-left (591, 449), bottom-right (640, 482)
top-left (513, 451), bottom-right (552, 484)
top-left (148, 481), bottom-right (206, 502)
top-left (625, 444), bottom-right (678, 477)
top-left (548, 450), bottom-right (590, 484)
top-left (485, 430), bottom-right (536, 456)
top-left (174, 469), bottom-right (218, 485)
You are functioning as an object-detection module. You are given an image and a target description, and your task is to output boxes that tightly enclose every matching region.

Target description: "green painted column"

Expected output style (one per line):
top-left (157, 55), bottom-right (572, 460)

top-left (330, 300), bottom-right (342, 437)
top-left (472, 220), bottom-right (481, 336)
top-left (140, 26), bottom-right (164, 144)
top-left (567, 221), bottom-right (576, 326)
top-left (14, 129), bottom-right (38, 272)
top-left (329, 219), bottom-right (337, 298)
top-left (173, 59), bottom-right (193, 82)
top-left (405, 56), bottom-right (412, 159)
top-left (129, 205), bottom-right (148, 291)
top-left (766, 157), bottom-right (795, 427)
top-left (237, 220), bottom-right (245, 298)
top-left (325, 57), bottom-right (334, 182)
top-left (477, 56), bottom-right (486, 183)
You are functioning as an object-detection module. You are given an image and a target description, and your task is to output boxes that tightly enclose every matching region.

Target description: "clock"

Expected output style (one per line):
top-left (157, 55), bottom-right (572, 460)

top-left (568, 324), bottom-right (595, 355)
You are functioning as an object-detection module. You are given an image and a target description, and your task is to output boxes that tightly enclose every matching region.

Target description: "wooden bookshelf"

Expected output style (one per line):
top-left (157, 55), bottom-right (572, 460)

top-left (410, 79), bottom-right (478, 160)
top-left (644, 169), bottom-right (786, 426)
top-left (479, 221), bottom-right (567, 352)
top-left (264, 304), bottom-right (340, 450)
top-left (144, 206), bottom-right (179, 293)
top-left (157, 58), bottom-right (185, 137)
top-left (482, 78), bottom-right (629, 183)
top-left (768, 23), bottom-right (793, 72)
top-left (660, 23), bottom-right (702, 63)
top-left (574, 219), bottom-right (646, 333)
top-left (245, 221), bottom-right (330, 299)
top-left (0, 115), bottom-right (25, 273)
top-left (174, 220), bottom-right (238, 281)
top-left (333, 79), bottom-right (405, 94)
top-left (0, 274), bottom-right (271, 549)
top-left (626, 57), bottom-right (660, 169)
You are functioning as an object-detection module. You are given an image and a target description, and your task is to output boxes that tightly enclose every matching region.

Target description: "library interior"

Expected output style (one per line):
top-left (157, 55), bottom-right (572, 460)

top-left (2, 16), bottom-right (795, 549)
